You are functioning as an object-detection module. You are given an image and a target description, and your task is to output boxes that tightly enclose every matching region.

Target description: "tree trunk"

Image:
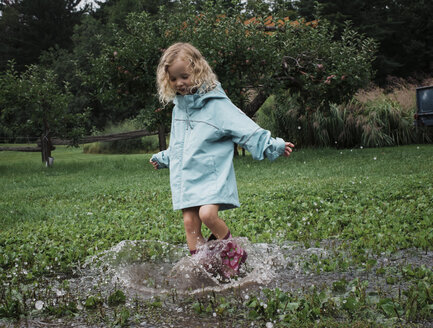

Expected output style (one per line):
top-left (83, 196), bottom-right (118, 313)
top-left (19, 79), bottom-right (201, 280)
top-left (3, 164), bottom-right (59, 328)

top-left (244, 91), bottom-right (270, 118)
top-left (158, 123), bottom-right (167, 150)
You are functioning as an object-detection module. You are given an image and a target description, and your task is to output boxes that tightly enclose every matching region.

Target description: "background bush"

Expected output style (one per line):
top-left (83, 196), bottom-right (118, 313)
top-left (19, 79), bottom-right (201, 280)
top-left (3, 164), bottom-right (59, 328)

top-left (257, 78), bottom-right (433, 148)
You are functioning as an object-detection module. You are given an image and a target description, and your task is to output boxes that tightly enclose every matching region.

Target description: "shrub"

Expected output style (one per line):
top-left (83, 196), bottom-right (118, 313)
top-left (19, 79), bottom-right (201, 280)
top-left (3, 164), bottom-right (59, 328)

top-left (258, 78), bottom-right (433, 147)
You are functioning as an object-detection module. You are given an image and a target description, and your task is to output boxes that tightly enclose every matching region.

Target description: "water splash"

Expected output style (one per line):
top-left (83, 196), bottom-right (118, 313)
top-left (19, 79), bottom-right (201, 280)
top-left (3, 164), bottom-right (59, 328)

top-left (80, 238), bottom-right (287, 297)
top-left (77, 239), bottom-right (433, 300)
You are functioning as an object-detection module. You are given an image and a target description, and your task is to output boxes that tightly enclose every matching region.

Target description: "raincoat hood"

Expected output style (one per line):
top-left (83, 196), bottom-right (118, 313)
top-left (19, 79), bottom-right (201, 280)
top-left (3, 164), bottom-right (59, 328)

top-left (173, 83), bottom-right (227, 110)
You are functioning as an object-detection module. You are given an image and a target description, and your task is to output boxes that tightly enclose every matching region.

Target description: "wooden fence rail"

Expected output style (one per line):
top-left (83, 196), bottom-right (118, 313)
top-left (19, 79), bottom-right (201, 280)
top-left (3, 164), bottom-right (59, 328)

top-left (0, 129), bottom-right (157, 152)
top-left (48, 129), bottom-right (157, 145)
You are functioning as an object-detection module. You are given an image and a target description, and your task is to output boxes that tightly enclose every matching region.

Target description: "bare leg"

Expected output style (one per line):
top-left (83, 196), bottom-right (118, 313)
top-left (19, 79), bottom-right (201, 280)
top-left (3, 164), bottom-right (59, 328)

top-left (182, 207), bottom-right (206, 252)
top-left (198, 204), bottom-right (229, 239)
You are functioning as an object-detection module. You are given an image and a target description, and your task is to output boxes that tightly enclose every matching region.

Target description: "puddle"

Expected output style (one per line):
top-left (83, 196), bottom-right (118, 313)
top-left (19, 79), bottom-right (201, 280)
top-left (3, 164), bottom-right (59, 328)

top-left (9, 239), bottom-right (433, 327)
top-left (78, 238), bottom-right (286, 298)
top-left (77, 239), bottom-right (433, 300)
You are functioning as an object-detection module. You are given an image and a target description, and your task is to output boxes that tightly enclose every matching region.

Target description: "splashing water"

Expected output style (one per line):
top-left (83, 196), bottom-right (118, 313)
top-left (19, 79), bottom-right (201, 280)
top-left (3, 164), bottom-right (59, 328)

top-left (77, 239), bottom-right (433, 300)
top-left (79, 238), bottom-right (287, 298)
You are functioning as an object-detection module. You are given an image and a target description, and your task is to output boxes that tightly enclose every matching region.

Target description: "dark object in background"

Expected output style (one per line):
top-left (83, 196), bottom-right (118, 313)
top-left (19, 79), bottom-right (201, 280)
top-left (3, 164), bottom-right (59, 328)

top-left (414, 86), bottom-right (433, 127)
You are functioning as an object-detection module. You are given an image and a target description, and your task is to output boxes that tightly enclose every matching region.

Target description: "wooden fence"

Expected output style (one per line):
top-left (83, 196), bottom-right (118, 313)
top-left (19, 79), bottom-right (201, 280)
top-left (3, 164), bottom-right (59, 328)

top-left (0, 129), bottom-right (157, 152)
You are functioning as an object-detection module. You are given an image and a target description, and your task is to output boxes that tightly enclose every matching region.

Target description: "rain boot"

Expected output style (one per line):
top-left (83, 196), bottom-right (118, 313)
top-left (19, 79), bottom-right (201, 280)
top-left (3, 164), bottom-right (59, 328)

top-left (219, 232), bottom-right (247, 279)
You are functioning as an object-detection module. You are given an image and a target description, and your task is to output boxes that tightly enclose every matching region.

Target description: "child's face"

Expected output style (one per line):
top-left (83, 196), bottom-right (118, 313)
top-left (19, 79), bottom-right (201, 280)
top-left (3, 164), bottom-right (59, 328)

top-left (167, 59), bottom-right (193, 95)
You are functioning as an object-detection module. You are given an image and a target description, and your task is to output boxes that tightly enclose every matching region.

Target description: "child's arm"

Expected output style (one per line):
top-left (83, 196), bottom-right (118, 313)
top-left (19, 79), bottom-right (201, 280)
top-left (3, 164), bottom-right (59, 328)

top-left (150, 149), bottom-right (170, 169)
top-left (219, 101), bottom-right (294, 161)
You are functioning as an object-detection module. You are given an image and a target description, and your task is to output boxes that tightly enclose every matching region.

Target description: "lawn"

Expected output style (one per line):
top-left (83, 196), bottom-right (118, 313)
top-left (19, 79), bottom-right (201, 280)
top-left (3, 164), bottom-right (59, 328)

top-left (0, 145), bottom-right (432, 327)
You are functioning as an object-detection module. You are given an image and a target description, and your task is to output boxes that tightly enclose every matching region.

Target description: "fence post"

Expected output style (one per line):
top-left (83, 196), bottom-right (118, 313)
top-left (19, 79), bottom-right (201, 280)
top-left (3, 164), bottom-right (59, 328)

top-left (41, 135), bottom-right (53, 167)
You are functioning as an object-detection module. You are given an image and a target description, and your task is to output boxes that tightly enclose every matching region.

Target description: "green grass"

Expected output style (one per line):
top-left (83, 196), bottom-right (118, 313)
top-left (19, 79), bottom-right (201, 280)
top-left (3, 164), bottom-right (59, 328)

top-left (1, 145), bottom-right (432, 326)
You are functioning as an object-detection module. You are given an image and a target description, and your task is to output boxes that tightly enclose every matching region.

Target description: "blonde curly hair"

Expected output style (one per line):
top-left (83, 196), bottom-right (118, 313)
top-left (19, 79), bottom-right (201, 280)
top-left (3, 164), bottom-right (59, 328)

top-left (156, 42), bottom-right (218, 105)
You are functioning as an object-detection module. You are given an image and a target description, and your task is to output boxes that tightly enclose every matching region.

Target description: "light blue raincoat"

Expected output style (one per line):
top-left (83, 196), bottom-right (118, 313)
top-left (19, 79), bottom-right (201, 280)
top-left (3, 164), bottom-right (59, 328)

top-left (151, 84), bottom-right (286, 211)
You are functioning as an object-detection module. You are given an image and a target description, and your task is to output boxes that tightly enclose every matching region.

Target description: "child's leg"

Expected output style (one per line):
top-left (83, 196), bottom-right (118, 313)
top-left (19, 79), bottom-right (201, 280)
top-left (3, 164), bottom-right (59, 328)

top-left (198, 204), bottom-right (230, 239)
top-left (182, 207), bottom-right (206, 253)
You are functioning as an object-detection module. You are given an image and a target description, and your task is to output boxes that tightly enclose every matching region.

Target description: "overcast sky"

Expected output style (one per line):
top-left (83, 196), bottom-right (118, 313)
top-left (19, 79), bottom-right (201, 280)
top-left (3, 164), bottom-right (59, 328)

top-left (78, 0), bottom-right (103, 10)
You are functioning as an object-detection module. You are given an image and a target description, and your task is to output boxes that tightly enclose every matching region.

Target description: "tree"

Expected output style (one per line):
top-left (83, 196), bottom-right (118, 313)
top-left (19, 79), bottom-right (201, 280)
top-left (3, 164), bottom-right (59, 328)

top-left (89, 0), bottom-right (375, 150)
top-left (0, 62), bottom-right (88, 163)
top-left (168, 1), bottom-right (375, 116)
top-left (89, 11), bottom-right (169, 148)
top-left (39, 14), bottom-right (114, 131)
top-left (0, 0), bottom-right (88, 71)
top-left (295, 0), bottom-right (433, 82)
top-left (93, 0), bottom-right (174, 25)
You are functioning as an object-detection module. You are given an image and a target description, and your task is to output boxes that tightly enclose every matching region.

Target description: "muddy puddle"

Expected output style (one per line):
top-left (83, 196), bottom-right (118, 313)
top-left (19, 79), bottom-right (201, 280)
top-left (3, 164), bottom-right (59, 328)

top-left (74, 239), bottom-right (433, 300)
top-left (8, 239), bottom-right (433, 327)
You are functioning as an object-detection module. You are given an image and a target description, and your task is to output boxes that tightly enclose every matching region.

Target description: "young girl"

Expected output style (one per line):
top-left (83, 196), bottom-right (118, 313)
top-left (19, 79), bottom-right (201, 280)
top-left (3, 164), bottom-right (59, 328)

top-left (150, 42), bottom-right (294, 279)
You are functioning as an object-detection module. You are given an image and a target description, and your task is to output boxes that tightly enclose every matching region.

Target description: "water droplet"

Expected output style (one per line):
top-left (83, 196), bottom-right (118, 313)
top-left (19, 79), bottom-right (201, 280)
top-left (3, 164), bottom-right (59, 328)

top-left (56, 289), bottom-right (66, 297)
top-left (35, 300), bottom-right (44, 310)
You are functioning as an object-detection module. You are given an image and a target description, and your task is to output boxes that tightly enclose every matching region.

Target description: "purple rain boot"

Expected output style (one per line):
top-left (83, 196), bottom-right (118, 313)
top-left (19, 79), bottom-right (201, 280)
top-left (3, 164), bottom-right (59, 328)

top-left (219, 232), bottom-right (248, 279)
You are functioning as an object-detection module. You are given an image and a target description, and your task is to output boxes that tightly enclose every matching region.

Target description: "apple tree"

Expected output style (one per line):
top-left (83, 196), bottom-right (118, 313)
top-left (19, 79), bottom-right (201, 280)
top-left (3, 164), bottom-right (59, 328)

top-left (0, 63), bottom-right (88, 164)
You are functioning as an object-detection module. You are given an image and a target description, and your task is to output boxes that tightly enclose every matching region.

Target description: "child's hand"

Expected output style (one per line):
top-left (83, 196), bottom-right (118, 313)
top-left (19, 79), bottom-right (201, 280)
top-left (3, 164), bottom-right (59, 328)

top-left (149, 159), bottom-right (159, 170)
top-left (284, 142), bottom-right (295, 157)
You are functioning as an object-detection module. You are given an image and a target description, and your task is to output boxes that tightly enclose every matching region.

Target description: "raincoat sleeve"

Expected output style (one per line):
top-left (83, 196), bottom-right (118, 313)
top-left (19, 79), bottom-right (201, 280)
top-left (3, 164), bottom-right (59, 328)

top-left (151, 148), bottom-right (170, 169)
top-left (219, 101), bottom-right (286, 161)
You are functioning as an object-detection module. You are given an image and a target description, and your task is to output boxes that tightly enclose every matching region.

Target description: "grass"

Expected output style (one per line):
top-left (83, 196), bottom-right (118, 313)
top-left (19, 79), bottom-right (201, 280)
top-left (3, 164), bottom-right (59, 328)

top-left (1, 145), bottom-right (433, 326)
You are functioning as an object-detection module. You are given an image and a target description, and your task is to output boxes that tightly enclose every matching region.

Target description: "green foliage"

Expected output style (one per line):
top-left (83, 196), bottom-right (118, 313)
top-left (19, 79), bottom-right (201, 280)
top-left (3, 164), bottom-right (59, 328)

top-left (84, 295), bottom-right (103, 309)
top-left (279, 20), bottom-right (376, 113)
top-left (0, 145), bottom-right (432, 325)
top-left (0, 0), bottom-right (87, 71)
top-left (39, 15), bottom-right (113, 131)
top-left (108, 290), bottom-right (126, 306)
top-left (89, 11), bottom-right (169, 132)
top-left (88, 0), bottom-right (375, 138)
top-left (0, 62), bottom-right (88, 145)
top-left (165, 0), bottom-right (283, 111)
top-left (297, 0), bottom-right (433, 82)
top-left (258, 83), bottom-right (432, 148)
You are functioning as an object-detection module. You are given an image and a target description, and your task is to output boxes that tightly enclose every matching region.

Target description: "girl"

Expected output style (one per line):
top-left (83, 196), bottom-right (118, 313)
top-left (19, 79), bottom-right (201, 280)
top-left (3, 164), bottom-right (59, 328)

top-left (150, 42), bottom-right (294, 279)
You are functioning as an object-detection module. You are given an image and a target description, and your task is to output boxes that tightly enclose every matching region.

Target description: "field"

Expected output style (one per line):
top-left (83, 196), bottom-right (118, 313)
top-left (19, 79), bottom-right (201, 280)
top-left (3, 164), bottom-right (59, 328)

top-left (1, 145), bottom-right (432, 327)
